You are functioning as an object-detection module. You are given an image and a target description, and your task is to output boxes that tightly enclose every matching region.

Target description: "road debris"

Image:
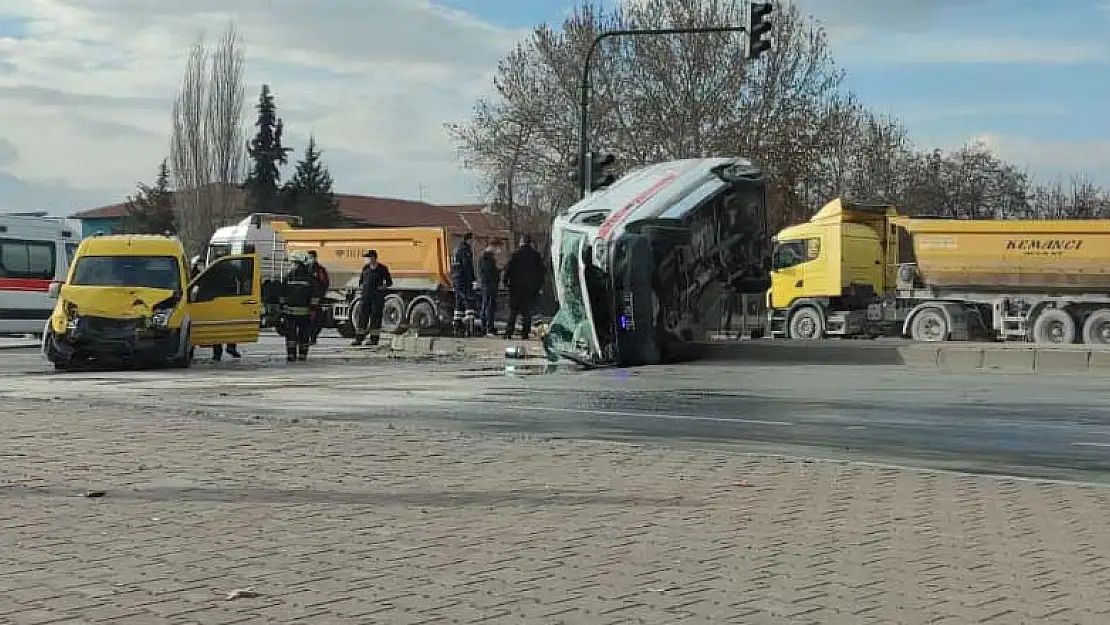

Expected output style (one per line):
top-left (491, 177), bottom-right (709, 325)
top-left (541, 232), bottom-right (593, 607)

top-left (225, 587), bottom-right (260, 600)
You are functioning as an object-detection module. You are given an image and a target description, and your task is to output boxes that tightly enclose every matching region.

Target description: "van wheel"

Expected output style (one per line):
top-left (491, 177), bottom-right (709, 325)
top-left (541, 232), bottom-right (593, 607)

top-left (1033, 308), bottom-right (1076, 345)
top-left (788, 306), bottom-right (825, 340)
top-left (171, 328), bottom-right (192, 368)
top-left (910, 307), bottom-right (949, 342)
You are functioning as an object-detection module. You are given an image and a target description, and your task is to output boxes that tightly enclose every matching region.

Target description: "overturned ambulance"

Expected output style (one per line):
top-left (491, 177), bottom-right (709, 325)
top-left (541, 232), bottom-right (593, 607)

top-left (546, 157), bottom-right (770, 366)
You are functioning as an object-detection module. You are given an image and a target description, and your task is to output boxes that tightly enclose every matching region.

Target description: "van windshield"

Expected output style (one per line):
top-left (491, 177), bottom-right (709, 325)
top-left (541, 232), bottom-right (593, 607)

top-left (71, 255), bottom-right (181, 291)
top-left (545, 230), bottom-right (599, 361)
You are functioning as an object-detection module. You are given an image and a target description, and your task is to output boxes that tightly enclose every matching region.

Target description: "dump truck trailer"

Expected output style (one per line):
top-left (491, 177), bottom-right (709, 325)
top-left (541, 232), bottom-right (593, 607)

top-left (207, 215), bottom-right (457, 336)
top-left (546, 157), bottom-right (770, 367)
top-left (767, 198), bottom-right (1110, 345)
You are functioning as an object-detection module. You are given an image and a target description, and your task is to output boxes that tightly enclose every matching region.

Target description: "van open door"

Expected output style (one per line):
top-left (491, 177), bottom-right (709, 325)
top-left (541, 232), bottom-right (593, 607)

top-left (186, 253), bottom-right (262, 346)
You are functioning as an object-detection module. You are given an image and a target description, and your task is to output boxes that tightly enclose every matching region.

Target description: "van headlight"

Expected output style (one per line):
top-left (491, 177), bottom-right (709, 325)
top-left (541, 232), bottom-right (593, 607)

top-left (151, 308), bottom-right (173, 326)
top-left (63, 301), bottom-right (79, 330)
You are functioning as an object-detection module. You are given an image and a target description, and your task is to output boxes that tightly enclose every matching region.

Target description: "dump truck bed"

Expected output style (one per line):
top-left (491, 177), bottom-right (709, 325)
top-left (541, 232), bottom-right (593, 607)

top-left (903, 218), bottom-right (1110, 292)
top-left (275, 224), bottom-right (453, 291)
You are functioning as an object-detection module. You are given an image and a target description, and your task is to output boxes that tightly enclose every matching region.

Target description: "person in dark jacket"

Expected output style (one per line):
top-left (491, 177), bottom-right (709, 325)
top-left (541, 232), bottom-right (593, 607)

top-left (307, 250), bottom-right (330, 344)
top-left (189, 255), bottom-right (241, 361)
top-left (280, 251), bottom-right (320, 362)
top-left (450, 232), bottom-right (477, 333)
top-left (477, 245), bottom-right (500, 336)
top-left (503, 235), bottom-right (546, 340)
top-left (352, 249), bottom-right (393, 346)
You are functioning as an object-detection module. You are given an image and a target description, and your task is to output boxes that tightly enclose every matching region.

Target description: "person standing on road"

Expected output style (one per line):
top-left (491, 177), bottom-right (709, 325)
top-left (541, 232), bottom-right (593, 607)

top-left (478, 245), bottom-right (501, 336)
top-left (307, 250), bottom-right (330, 345)
top-left (279, 251), bottom-right (319, 362)
top-left (503, 235), bottom-right (546, 340)
top-left (189, 255), bottom-right (241, 361)
top-left (450, 232), bottom-right (477, 335)
top-left (351, 250), bottom-right (393, 346)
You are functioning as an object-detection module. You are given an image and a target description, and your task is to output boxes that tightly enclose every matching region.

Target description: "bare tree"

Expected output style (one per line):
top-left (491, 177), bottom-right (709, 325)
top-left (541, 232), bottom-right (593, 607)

top-left (449, 0), bottom-right (860, 231)
top-left (449, 0), bottom-right (1103, 229)
top-left (170, 23), bottom-right (246, 256)
top-left (1026, 175), bottom-right (1110, 219)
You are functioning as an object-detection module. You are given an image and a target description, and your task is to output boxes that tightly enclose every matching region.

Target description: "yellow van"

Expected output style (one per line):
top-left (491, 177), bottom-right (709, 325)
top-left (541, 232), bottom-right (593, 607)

top-left (42, 234), bottom-right (262, 370)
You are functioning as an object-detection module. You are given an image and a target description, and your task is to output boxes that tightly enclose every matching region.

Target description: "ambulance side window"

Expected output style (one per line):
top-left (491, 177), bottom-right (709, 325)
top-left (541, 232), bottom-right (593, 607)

top-left (0, 238), bottom-right (56, 280)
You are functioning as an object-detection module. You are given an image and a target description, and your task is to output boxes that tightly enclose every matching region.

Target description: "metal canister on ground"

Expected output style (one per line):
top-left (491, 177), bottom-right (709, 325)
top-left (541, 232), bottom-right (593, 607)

top-left (504, 345), bottom-right (527, 359)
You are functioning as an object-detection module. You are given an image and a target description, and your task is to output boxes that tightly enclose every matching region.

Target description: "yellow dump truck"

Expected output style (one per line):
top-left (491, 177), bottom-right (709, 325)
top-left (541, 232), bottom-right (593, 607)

top-left (207, 215), bottom-right (455, 336)
top-left (767, 198), bottom-right (1110, 345)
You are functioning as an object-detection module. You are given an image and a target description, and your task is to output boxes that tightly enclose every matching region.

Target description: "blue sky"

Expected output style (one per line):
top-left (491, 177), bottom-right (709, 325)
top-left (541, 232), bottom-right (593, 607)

top-left (0, 0), bottom-right (1106, 215)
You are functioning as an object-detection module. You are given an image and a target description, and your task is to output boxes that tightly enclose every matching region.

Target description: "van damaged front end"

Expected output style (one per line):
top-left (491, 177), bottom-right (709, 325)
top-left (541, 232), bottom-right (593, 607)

top-left (546, 157), bottom-right (770, 367)
top-left (45, 288), bottom-right (183, 368)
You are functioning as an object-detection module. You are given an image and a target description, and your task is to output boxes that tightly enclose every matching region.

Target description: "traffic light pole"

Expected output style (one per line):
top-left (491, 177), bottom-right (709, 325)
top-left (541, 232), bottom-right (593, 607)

top-left (576, 25), bottom-right (748, 199)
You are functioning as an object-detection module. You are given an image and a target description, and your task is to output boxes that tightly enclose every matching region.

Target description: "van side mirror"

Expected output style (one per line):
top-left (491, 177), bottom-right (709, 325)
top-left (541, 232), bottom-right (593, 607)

top-left (188, 285), bottom-right (200, 302)
top-left (47, 282), bottom-right (61, 299)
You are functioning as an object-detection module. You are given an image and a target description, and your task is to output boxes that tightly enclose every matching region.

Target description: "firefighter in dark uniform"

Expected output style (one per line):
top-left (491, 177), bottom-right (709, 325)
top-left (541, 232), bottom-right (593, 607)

top-left (279, 251), bottom-right (319, 362)
top-left (351, 249), bottom-right (393, 346)
top-left (307, 250), bottom-right (330, 344)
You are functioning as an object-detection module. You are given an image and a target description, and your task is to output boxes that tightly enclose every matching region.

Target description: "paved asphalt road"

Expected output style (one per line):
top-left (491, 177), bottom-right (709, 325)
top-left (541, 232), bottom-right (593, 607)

top-left (2, 332), bottom-right (1108, 484)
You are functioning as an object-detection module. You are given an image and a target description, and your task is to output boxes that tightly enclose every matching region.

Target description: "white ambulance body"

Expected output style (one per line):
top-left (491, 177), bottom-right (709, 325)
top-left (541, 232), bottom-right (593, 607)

top-left (0, 213), bottom-right (80, 336)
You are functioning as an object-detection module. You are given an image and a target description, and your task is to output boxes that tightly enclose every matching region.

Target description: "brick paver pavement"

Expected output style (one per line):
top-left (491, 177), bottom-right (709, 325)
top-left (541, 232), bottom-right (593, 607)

top-left (0, 398), bottom-right (1107, 624)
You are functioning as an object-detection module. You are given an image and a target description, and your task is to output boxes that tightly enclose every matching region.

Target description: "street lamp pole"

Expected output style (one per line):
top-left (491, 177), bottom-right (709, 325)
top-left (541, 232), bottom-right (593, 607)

top-left (576, 25), bottom-right (748, 199)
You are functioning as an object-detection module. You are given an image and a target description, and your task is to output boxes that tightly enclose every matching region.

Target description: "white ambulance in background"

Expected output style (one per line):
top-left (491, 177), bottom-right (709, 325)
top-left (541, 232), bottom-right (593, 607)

top-left (0, 212), bottom-right (81, 336)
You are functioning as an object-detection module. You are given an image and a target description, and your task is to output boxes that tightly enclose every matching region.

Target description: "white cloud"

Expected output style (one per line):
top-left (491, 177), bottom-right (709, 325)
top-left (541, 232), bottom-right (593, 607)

top-left (972, 134), bottom-right (1110, 185)
top-left (0, 0), bottom-right (524, 213)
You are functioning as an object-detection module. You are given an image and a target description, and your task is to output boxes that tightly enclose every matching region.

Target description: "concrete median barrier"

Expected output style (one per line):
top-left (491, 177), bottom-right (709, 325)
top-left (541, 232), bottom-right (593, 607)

top-left (699, 339), bottom-right (1110, 375)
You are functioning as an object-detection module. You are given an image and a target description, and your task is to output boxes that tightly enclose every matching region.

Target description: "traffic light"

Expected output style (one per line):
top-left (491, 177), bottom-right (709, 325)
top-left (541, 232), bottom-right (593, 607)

top-left (748, 2), bottom-right (773, 61)
top-left (588, 151), bottom-right (617, 192)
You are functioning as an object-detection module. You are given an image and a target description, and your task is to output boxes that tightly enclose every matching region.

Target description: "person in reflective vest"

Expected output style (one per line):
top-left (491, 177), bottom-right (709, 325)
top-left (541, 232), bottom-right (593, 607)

top-left (450, 232), bottom-right (477, 334)
top-left (280, 251), bottom-right (320, 362)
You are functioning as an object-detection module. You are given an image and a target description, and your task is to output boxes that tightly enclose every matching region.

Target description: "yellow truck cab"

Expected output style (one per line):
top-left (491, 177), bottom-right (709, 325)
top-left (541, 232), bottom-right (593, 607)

top-left (42, 234), bottom-right (262, 369)
top-left (768, 198), bottom-right (1110, 345)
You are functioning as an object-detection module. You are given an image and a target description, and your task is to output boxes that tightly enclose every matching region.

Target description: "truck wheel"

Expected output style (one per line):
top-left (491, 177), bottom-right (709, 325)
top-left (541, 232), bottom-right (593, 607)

top-left (1082, 309), bottom-right (1110, 345)
top-left (788, 307), bottom-right (825, 340)
top-left (1033, 308), bottom-right (1076, 345)
top-left (910, 307), bottom-right (949, 342)
top-left (407, 300), bottom-right (437, 331)
top-left (381, 295), bottom-right (405, 333)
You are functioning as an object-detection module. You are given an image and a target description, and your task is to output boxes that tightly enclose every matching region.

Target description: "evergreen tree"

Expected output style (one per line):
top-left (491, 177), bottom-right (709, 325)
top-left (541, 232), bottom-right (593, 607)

top-left (244, 84), bottom-right (291, 213)
top-left (282, 135), bottom-right (344, 228)
top-left (122, 159), bottom-right (176, 234)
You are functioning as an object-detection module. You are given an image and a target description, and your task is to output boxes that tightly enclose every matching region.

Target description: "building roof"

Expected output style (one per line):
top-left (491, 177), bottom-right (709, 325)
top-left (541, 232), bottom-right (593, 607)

top-left (73, 191), bottom-right (512, 239)
top-left (72, 201), bottom-right (131, 219)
